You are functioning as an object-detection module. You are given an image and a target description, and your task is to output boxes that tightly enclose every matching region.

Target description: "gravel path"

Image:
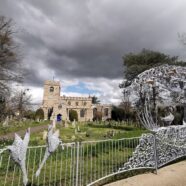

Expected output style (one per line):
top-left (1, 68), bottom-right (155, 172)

top-left (0, 125), bottom-right (48, 140)
top-left (105, 161), bottom-right (186, 186)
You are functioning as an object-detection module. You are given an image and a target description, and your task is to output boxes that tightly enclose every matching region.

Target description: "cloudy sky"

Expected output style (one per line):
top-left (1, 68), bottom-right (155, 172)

top-left (1, 0), bottom-right (186, 105)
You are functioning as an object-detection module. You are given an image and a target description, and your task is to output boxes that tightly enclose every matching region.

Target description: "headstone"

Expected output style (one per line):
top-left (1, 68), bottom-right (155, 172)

top-left (72, 119), bottom-right (76, 128)
top-left (77, 126), bottom-right (80, 132)
top-left (3, 116), bottom-right (9, 127)
top-left (71, 135), bottom-right (76, 140)
top-left (43, 130), bottom-right (47, 140)
top-left (64, 120), bottom-right (68, 128)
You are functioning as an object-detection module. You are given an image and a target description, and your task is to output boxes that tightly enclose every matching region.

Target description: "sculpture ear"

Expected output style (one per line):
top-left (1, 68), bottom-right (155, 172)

top-left (15, 133), bottom-right (22, 141)
top-left (23, 128), bottom-right (30, 146)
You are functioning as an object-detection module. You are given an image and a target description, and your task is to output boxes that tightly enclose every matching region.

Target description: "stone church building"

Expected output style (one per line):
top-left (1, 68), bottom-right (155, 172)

top-left (42, 80), bottom-right (112, 121)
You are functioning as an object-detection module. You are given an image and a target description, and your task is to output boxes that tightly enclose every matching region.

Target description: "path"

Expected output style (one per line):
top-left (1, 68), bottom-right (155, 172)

top-left (106, 161), bottom-right (186, 186)
top-left (0, 125), bottom-right (48, 140)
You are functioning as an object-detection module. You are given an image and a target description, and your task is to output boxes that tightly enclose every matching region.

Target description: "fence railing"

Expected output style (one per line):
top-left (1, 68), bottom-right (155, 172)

top-left (1, 127), bottom-right (186, 186)
top-left (0, 137), bottom-right (141, 186)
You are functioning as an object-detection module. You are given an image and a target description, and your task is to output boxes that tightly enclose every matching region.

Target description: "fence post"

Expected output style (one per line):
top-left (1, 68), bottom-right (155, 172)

top-left (153, 133), bottom-right (158, 174)
top-left (76, 142), bottom-right (80, 186)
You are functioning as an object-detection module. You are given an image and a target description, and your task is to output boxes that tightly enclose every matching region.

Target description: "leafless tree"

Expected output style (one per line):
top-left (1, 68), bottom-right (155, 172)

top-left (10, 89), bottom-right (32, 120)
top-left (0, 16), bottom-right (22, 121)
top-left (0, 16), bottom-right (22, 98)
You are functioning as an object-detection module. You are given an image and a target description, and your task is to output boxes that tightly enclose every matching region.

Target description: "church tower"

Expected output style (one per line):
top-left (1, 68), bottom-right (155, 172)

top-left (42, 80), bottom-right (61, 120)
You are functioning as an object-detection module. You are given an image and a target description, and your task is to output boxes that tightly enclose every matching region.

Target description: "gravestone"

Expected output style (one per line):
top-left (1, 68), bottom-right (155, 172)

top-left (64, 120), bottom-right (68, 128)
top-left (3, 116), bottom-right (9, 127)
top-left (72, 119), bottom-right (76, 128)
top-left (42, 130), bottom-right (47, 140)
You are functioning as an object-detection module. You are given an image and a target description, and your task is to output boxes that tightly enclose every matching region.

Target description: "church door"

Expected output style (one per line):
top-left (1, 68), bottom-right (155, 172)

top-left (57, 114), bottom-right (62, 121)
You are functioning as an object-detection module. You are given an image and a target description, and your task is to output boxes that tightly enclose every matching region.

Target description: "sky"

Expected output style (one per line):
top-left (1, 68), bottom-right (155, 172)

top-left (1, 0), bottom-right (186, 105)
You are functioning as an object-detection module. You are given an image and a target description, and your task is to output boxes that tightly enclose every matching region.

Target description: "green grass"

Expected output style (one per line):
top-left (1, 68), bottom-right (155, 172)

top-left (28, 122), bottom-right (146, 145)
top-left (0, 120), bottom-right (147, 146)
top-left (0, 120), bottom-right (49, 135)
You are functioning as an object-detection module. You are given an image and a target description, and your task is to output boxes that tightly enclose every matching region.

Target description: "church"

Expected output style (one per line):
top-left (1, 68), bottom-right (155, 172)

top-left (42, 80), bottom-right (112, 121)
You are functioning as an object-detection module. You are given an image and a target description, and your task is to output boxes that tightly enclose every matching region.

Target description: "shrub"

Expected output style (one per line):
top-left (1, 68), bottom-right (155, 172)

top-left (93, 111), bottom-right (102, 121)
top-left (69, 110), bottom-right (78, 122)
top-left (24, 110), bottom-right (35, 120)
top-left (35, 108), bottom-right (44, 120)
top-left (111, 107), bottom-right (125, 121)
top-left (85, 129), bottom-right (92, 137)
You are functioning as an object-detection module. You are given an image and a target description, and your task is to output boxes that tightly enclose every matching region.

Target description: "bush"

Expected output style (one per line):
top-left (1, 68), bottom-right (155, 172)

top-left (85, 129), bottom-right (92, 137)
top-left (111, 107), bottom-right (124, 121)
top-left (35, 108), bottom-right (44, 120)
top-left (93, 111), bottom-right (102, 121)
top-left (69, 110), bottom-right (78, 122)
top-left (24, 110), bottom-right (35, 120)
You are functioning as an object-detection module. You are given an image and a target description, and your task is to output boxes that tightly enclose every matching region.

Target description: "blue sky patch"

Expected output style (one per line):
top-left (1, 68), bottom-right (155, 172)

top-left (64, 82), bottom-right (98, 95)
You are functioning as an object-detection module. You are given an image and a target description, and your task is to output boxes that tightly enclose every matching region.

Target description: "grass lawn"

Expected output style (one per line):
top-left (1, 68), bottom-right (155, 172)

top-left (0, 120), bottom-right (147, 146)
top-left (29, 121), bottom-right (147, 145)
top-left (0, 120), bottom-right (49, 136)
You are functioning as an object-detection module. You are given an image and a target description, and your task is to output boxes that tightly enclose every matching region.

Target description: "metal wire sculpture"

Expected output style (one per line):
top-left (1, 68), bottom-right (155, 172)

top-left (7, 128), bottom-right (30, 186)
top-left (161, 112), bottom-right (174, 125)
top-left (35, 124), bottom-right (64, 177)
top-left (136, 99), bottom-right (158, 132)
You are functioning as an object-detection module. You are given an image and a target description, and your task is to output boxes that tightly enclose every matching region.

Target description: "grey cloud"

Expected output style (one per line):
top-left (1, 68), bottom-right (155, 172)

top-left (0, 0), bottom-right (186, 88)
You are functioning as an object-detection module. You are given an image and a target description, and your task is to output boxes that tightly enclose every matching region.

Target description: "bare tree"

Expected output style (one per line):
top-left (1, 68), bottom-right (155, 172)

top-left (0, 16), bottom-right (22, 97)
top-left (0, 16), bottom-right (22, 121)
top-left (9, 89), bottom-right (32, 120)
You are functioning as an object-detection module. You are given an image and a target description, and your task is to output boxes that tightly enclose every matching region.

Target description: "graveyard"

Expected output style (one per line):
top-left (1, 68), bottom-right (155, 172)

top-left (0, 120), bottom-right (146, 146)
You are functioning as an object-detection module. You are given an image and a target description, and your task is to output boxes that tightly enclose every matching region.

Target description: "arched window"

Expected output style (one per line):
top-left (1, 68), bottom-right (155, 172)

top-left (80, 109), bottom-right (85, 117)
top-left (68, 101), bottom-right (71, 106)
top-left (104, 108), bottom-right (109, 117)
top-left (49, 86), bottom-right (54, 92)
top-left (83, 101), bottom-right (87, 106)
top-left (76, 102), bottom-right (79, 106)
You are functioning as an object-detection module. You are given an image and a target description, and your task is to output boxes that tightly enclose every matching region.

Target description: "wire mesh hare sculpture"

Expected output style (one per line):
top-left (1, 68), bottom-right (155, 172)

top-left (7, 128), bottom-right (30, 186)
top-left (35, 124), bottom-right (64, 177)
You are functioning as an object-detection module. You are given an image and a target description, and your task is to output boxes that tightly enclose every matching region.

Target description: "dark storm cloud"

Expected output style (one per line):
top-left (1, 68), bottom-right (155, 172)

top-left (1, 0), bottom-right (186, 87)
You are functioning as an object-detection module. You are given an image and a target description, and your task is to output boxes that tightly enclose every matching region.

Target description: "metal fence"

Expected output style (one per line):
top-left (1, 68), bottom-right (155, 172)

top-left (0, 137), bottom-right (141, 186)
top-left (1, 129), bottom-right (186, 186)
